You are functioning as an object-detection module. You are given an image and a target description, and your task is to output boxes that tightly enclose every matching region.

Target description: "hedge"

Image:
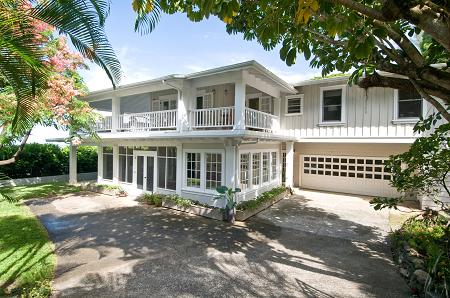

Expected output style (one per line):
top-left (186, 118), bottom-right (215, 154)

top-left (0, 143), bottom-right (97, 179)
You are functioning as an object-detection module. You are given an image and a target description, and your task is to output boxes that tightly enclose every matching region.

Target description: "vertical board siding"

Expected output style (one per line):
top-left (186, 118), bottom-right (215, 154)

top-left (281, 83), bottom-right (417, 138)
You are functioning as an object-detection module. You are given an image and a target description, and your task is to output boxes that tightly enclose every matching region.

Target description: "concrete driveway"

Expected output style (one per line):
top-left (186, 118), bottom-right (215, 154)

top-left (27, 190), bottom-right (410, 297)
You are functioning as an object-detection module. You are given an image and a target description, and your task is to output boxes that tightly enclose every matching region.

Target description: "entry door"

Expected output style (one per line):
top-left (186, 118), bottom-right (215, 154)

top-left (134, 152), bottom-right (157, 192)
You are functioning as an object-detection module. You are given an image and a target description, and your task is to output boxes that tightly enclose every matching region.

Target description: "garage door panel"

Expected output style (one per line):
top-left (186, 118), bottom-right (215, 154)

top-left (300, 155), bottom-right (399, 197)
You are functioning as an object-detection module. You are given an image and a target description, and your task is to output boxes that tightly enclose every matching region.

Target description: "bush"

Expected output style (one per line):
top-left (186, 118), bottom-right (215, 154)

top-left (236, 186), bottom-right (286, 211)
top-left (0, 143), bottom-right (97, 179)
top-left (141, 193), bottom-right (164, 207)
top-left (391, 213), bottom-right (449, 296)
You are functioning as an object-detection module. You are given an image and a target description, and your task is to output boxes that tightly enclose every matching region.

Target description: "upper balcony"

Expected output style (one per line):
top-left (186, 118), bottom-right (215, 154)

top-left (85, 61), bottom-right (296, 138)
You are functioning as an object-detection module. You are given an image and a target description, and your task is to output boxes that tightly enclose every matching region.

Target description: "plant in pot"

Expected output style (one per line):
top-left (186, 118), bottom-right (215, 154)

top-left (215, 186), bottom-right (241, 223)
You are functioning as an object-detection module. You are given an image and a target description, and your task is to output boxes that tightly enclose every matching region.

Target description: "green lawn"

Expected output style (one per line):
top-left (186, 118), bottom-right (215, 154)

top-left (0, 182), bottom-right (81, 296)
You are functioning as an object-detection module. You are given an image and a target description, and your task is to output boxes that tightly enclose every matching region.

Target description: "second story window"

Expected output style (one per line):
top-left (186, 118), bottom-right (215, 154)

top-left (196, 92), bottom-right (214, 109)
top-left (285, 95), bottom-right (303, 115)
top-left (396, 89), bottom-right (423, 120)
top-left (320, 86), bottom-right (346, 124)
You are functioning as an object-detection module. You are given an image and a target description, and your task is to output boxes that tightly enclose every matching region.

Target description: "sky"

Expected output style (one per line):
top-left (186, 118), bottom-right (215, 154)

top-left (30, 2), bottom-right (319, 144)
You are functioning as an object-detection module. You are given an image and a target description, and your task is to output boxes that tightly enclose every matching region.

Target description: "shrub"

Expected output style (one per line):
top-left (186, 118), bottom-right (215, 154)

top-left (141, 193), bottom-right (164, 207)
top-left (236, 186), bottom-right (286, 211)
top-left (0, 143), bottom-right (98, 179)
top-left (391, 213), bottom-right (449, 296)
top-left (165, 195), bottom-right (193, 207)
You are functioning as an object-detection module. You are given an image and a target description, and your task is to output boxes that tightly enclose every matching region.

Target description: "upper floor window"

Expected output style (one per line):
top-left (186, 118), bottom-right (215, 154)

top-left (320, 86), bottom-right (346, 124)
top-left (285, 95), bottom-right (303, 115)
top-left (152, 94), bottom-right (177, 111)
top-left (395, 89), bottom-right (423, 120)
top-left (196, 92), bottom-right (214, 109)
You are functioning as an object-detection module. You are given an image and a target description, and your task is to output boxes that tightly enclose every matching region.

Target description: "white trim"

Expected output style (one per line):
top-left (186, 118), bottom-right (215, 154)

top-left (133, 150), bottom-right (158, 192)
top-left (285, 94), bottom-right (303, 116)
top-left (182, 149), bottom-right (225, 194)
top-left (238, 148), bottom-right (279, 193)
top-left (319, 85), bottom-right (347, 124)
top-left (392, 89), bottom-right (423, 124)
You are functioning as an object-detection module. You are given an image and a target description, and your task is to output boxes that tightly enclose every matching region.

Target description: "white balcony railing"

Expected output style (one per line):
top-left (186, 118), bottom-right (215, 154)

top-left (94, 116), bottom-right (112, 131)
top-left (190, 107), bottom-right (235, 128)
top-left (245, 107), bottom-right (279, 131)
top-left (119, 110), bottom-right (177, 131)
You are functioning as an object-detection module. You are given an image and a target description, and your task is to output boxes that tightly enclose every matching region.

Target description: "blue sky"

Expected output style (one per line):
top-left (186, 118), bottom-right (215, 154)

top-left (31, 2), bottom-right (318, 143)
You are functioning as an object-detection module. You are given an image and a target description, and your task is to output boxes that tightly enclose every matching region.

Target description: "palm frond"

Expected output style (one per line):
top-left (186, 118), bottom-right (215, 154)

top-left (133, 0), bottom-right (162, 35)
top-left (31, 0), bottom-right (121, 87)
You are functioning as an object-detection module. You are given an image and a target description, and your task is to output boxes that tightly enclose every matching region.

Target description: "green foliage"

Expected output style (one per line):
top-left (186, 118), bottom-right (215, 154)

top-left (0, 196), bottom-right (55, 296)
top-left (0, 182), bottom-right (81, 201)
top-left (141, 193), bottom-right (164, 206)
top-left (391, 214), bottom-right (449, 296)
top-left (236, 186), bottom-right (285, 211)
top-left (215, 186), bottom-right (241, 209)
top-left (164, 194), bottom-right (194, 208)
top-left (0, 144), bottom-right (97, 179)
top-left (370, 113), bottom-right (450, 213)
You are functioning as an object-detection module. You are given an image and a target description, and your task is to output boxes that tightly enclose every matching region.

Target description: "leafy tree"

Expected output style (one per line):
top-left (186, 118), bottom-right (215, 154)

top-left (135, 0), bottom-right (450, 121)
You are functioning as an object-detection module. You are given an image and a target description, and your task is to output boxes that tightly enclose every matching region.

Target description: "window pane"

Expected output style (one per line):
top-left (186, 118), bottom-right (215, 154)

top-left (323, 89), bottom-right (342, 106)
top-left (287, 98), bottom-right (301, 114)
top-left (323, 105), bottom-right (342, 122)
top-left (252, 153), bottom-right (260, 186)
top-left (157, 147), bottom-right (166, 157)
top-left (119, 155), bottom-right (126, 182)
top-left (127, 156), bottom-right (133, 183)
top-left (119, 146), bottom-right (126, 154)
top-left (271, 152), bottom-right (277, 180)
top-left (240, 153), bottom-right (250, 190)
top-left (166, 158), bottom-right (177, 190)
top-left (262, 152), bottom-right (270, 183)
top-left (103, 154), bottom-right (113, 180)
top-left (206, 153), bottom-right (222, 190)
top-left (103, 146), bottom-right (113, 154)
top-left (158, 157), bottom-right (166, 189)
top-left (186, 153), bottom-right (201, 188)
top-left (399, 99), bottom-right (422, 118)
top-left (399, 89), bottom-right (421, 101)
top-left (167, 147), bottom-right (176, 157)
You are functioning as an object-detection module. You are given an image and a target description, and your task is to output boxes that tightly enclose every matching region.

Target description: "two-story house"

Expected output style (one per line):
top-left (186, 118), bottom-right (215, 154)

top-left (65, 60), bottom-right (430, 207)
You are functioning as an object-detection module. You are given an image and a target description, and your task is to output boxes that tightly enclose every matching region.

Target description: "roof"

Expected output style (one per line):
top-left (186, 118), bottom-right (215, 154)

top-left (294, 75), bottom-right (350, 87)
top-left (85, 60), bottom-right (297, 98)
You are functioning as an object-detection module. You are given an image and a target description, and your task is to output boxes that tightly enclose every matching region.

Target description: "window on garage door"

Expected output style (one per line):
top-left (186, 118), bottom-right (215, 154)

top-left (302, 155), bottom-right (391, 181)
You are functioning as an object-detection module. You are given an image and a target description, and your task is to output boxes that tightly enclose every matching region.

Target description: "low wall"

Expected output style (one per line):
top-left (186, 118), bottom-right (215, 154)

top-left (0, 172), bottom-right (97, 187)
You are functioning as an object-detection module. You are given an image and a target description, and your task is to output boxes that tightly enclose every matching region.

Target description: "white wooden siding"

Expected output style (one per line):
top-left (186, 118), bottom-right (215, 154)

top-left (281, 83), bottom-right (417, 139)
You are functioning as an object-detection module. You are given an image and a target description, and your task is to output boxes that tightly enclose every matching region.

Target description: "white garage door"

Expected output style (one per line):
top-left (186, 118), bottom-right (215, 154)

top-left (300, 155), bottom-right (399, 197)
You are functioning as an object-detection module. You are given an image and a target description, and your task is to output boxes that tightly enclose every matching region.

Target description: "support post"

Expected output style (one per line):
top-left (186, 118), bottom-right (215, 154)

top-left (176, 144), bottom-right (183, 195)
top-left (111, 95), bottom-right (120, 132)
top-left (112, 145), bottom-right (119, 183)
top-left (285, 141), bottom-right (294, 188)
top-left (234, 80), bottom-right (246, 131)
top-left (225, 144), bottom-right (237, 189)
top-left (97, 146), bottom-right (103, 183)
top-left (69, 145), bottom-right (78, 184)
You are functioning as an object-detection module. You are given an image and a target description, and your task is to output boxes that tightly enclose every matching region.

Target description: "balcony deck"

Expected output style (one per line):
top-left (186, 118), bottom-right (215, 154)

top-left (94, 107), bottom-right (280, 134)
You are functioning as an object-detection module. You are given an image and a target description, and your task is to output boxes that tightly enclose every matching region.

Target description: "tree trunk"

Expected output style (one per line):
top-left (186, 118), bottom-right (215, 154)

top-left (0, 130), bottom-right (32, 166)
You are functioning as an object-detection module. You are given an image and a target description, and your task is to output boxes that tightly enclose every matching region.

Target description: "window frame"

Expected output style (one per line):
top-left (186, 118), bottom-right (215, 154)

top-left (118, 146), bottom-right (134, 184)
top-left (393, 89), bottom-right (424, 123)
top-left (239, 149), bottom-right (279, 192)
top-left (102, 146), bottom-right (113, 181)
top-left (285, 94), bottom-right (303, 116)
top-left (196, 91), bottom-right (214, 109)
top-left (156, 146), bottom-right (177, 191)
top-left (319, 85), bottom-right (346, 125)
top-left (182, 149), bottom-right (225, 193)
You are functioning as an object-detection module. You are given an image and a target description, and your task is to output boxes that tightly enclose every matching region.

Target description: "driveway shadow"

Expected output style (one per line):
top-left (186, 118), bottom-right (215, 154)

top-left (26, 195), bottom-right (410, 298)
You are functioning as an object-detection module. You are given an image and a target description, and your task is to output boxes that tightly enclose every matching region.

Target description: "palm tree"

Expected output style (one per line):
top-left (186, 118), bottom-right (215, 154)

top-left (0, 0), bottom-right (122, 165)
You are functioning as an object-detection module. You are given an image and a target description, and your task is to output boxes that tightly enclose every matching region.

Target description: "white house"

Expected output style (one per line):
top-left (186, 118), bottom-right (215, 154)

top-left (66, 60), bottom-right (435, 207)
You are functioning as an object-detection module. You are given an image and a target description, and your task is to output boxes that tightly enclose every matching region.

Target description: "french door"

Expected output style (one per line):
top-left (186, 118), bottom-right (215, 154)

top-left (133, 151), bottom-right (157, 192)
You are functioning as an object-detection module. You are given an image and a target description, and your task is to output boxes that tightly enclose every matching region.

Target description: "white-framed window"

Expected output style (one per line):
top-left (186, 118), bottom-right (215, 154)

top-left (196, 92), bottom-right (214, 109)
top-left (152, 94), bottom-right (177, 111)
top-left (240, 153), bottom-right (250, 190)
top-left (119, 146), bottom-right (133, 183)
top-left (157, 147), bottom-right (177, 190)
top-left (260, 96), bottom-right (272, 114)
top-left (102, 147), bottom-right (113, 180)
top-left (282, 151), bottom-right (286, 182)
top-left (285, 94), bottom-right (303, 115)
top-left (246, 93), bottom-right (273, 114)
top-left (319, 85), bottom-right (346, 124)
top-left (183, 150), bottom-right (224, 192)
top-left (239, 149), bottom-right (278, 191)
top-left (394, 89), bottom-right (423, 122)
top-left (252, 153), bottom-right (260, 186)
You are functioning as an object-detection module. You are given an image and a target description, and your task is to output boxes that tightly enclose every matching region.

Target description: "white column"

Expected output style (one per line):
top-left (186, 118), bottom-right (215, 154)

top-left (97, 146), bottom-right (103, 183)
top-left (69, 145), bottom-right (78, 184)
top-left (176, 144), bottom-right (183, 195)
top-left (234, 80), bottom-right (246, 131)
top-left (285, 141), bottom-right (294, 188)
top-left (111, 95), bottom-right (120, 132)
top-left (225, 144), bottom-right (237, 188)
top-left (178, 83), bottom-right (190, 131)
top-left (112, 145), bottom-right (119, 183)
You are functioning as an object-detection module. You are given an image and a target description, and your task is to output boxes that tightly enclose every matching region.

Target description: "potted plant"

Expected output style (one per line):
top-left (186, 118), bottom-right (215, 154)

top-left (215, 186), bottom-right (241, 223)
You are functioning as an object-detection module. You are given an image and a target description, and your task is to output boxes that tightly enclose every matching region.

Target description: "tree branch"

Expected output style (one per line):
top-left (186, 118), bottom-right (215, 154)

top-left (410, 79), bottom-right (450, 122)
top-left (0, 130), bottom-right (32, 166)
top-left (304, 27), bottom-right (346, 46)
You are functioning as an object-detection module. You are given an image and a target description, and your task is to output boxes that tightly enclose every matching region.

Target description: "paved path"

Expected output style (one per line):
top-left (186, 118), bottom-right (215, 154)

top-left (27, 191), bottom-right (410, 297)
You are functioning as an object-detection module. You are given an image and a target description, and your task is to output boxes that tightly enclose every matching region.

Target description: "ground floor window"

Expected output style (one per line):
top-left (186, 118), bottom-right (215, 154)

top-left (119, 147), bottom-right (133, 183)
top-left (103, 147), bottom-right (113, 180)
top-left (184, 150), bottom-right (224, 191)
top-left (157, 147), bottom-right (177, 190)
top-left (282, 152), bottom-right (286, 182)
top-left (240, 150), bottom-right (278, 190)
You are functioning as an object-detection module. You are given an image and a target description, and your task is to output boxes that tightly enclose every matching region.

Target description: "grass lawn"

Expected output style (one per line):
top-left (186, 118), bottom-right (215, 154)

top-left (0, 182), bottom-right (81, 296)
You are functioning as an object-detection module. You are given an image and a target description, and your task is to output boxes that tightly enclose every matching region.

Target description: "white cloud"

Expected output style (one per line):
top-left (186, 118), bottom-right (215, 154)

top-left (28, 126), bottom-right (68, 144)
